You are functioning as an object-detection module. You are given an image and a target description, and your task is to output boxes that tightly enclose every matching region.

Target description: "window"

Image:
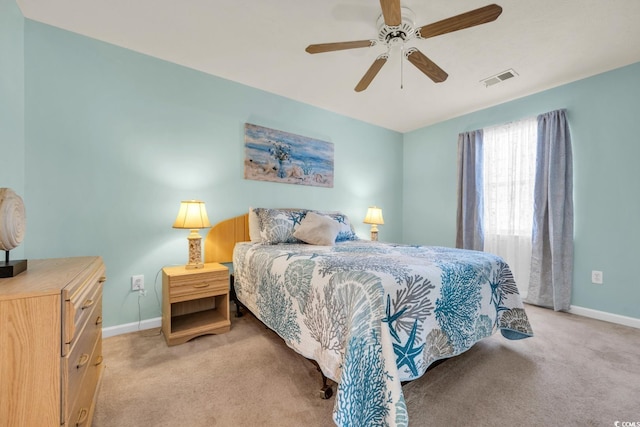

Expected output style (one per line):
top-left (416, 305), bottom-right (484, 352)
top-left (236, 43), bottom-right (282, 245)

top-left (457, 109), bottom-right (573, 309)
top-left (482, 117), bottom-right (537, 298)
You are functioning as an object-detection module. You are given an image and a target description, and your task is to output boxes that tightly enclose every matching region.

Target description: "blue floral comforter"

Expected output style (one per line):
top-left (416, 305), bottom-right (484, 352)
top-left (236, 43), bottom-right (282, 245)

top-left (233, 240), bottom-right (533, 426)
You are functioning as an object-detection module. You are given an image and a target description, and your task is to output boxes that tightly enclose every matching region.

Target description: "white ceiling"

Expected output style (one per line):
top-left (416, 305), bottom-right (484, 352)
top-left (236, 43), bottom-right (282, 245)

top-left (16, 0), bottom-right (640, 133)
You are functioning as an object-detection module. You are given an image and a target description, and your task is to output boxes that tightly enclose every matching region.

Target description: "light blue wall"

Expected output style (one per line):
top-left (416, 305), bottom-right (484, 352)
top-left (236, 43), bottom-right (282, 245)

top-left (403, 62), bottom-right (640, 319)
top-left (0, 0), bottom-right (25, 259)
top-left (10, 7), bottom-right (639, 326)
top-left (23, 21), bottom-right (403, 327)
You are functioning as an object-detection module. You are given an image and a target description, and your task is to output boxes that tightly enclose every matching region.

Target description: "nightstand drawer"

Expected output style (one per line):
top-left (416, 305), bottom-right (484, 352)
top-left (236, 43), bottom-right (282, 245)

top-left (169, 277), bottom-right (228, 299)
top-left (167, 269), bottom-right (227, 288)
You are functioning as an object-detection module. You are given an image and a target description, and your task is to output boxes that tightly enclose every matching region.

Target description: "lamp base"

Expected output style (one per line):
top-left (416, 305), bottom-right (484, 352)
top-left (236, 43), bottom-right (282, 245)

top-left (0, 259), bottom-right (28, 278)
top-left (186, 230), bottom-right (204, 269)
top-left (369, 224), bottom-right (379, 242)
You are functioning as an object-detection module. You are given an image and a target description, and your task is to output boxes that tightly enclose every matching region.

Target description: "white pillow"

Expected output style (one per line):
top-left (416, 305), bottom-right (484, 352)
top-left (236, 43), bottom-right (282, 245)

top-left (292, 211), bottom-right (340, 246)
top-left (312, 210), bottom-right (358, 242)
top-left (248, 207), bottom-right (262, 243)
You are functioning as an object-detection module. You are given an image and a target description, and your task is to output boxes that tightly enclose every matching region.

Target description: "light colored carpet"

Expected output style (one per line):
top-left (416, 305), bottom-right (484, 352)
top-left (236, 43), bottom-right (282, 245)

top-left (94, 304), bottom-right (639, 427)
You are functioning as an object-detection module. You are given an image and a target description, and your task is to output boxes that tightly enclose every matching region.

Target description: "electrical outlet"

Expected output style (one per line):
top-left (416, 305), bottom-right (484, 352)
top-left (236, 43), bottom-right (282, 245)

top-left (131, 274), bottom-right (144, 291)
top-left (591, 270), bottom-right (603, 285)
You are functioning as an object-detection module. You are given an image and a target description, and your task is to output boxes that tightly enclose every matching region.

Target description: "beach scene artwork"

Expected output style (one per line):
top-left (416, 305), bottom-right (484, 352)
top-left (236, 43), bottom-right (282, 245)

top-left (244, 123), bottom-right (334, 188)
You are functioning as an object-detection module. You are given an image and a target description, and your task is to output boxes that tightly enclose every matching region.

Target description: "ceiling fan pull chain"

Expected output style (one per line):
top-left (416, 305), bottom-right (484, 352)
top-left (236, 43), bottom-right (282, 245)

top-left (401, 45), bottom-right (404, 89)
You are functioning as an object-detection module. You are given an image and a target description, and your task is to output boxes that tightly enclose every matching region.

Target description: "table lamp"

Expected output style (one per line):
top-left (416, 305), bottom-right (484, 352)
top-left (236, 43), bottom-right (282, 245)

top-left (173, 200), bottom-right (211, 269)
top-left (363, 206), bottom-right (384, 241)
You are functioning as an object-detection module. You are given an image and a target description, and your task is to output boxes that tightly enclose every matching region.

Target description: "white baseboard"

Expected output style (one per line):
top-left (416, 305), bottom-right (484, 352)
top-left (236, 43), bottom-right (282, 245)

top-left (102, 317), bottom-right (162, 338)
top-left (568, 306), bottom-right (640, 329)
top-left (101, 307), bottom-right (638, 338)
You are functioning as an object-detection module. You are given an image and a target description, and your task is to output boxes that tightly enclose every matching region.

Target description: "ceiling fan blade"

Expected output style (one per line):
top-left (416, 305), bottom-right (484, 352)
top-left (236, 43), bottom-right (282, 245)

top-left (405, 48), bottom-right (448, 83)
top-left (379, 0), bottom-right (402, 26)
top-left (305, 40), bottom-right (375, 54)
top-left (355, 55), bottom-right (388, 92)
top-left (416, 4), bottom-right (503, 39)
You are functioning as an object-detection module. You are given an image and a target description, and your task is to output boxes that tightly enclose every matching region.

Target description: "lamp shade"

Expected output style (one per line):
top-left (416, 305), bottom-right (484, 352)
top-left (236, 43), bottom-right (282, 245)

top-left (363, 206), bottom-right (384, 225)
top-left (173, 200), bottom-right (211, 229)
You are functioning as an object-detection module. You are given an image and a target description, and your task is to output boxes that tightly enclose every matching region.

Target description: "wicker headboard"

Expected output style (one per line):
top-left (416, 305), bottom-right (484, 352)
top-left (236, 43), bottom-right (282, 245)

top-left (204, 214), bottom-right (250, 264)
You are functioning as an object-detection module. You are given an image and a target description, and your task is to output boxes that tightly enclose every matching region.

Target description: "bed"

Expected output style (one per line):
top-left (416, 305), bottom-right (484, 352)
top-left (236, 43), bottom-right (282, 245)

top-left (204, 208), bottom-right (533, 427)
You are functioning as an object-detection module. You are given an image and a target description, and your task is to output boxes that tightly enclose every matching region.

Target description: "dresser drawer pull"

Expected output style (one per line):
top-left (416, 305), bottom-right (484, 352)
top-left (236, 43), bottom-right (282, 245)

top-left (81, 299), bottom-right (94, 310)
top-left (95, 355), bottom-right (104, 366)
top-left (95, 316), bottom-right (103, 326)
top-left (99, 276), bottom-right (107, 283)
top-left (76, 408), bottom-right (89, 426)
top-left (77, 353), bottom-right (90, 369)
top-left (193, 283), bottom-right (210, 289)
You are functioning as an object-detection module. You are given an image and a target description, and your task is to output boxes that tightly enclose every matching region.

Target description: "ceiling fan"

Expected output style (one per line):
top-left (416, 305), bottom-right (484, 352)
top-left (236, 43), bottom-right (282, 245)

top-left (305, 1), bottom-right (503, 92)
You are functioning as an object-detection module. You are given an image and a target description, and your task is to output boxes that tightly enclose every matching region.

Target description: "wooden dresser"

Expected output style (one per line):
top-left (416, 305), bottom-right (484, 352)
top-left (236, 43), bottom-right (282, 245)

top-left (0, 257), bottom-right (106, 427)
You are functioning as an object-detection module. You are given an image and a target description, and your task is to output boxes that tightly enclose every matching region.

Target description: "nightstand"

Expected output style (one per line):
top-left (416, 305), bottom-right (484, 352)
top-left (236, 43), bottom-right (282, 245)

top-left (162, 262), bottom-right (231, 346)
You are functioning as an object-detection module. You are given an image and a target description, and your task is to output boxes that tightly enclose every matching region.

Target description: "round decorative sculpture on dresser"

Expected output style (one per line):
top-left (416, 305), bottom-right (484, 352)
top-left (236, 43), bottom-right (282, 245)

top-left (0, 188), bottom-right (26, 250)
top-left (0, 188), bottom-right (28, 277)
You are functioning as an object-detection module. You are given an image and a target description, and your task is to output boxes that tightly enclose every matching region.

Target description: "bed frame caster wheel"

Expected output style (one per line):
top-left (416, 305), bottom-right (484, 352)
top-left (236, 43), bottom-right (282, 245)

top-left (319, 385), bottom-right (333, 399)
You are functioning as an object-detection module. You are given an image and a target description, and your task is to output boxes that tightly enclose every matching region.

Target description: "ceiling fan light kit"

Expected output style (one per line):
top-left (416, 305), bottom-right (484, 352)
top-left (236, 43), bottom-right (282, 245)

top-left (306, 1), bottom-right (503, 92)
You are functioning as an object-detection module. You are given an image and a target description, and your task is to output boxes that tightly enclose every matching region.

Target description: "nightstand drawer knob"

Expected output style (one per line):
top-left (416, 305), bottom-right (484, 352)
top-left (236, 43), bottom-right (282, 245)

top-left (81, 299), bottom-right (94, 310)
top-left (95, 355), bottom-right (104, 366)
top-left (95, 316), bottom-right (103, 326)
top-left (193, 283), bottom-right (210, 289)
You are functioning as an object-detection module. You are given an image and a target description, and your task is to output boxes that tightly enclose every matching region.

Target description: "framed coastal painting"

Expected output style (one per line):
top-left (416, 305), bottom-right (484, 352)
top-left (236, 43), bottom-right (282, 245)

top-left (244, 123), bottom-right (334, 188)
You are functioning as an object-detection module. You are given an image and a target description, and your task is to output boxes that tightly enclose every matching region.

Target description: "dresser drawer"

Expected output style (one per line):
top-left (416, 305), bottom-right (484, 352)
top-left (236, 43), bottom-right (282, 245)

top-left (168, 271), bottom-right (228, 300)
top-left (65, 336), bottom-right (104, 427)
top-left (62, 293), bottom-right (102, 423)
top-left (63, 265), bottom-right (105, 356)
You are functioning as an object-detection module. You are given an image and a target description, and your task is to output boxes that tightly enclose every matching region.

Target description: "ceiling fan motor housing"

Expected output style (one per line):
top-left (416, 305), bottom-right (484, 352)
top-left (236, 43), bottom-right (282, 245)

top-left (377, 7), bottom-right (416, 47)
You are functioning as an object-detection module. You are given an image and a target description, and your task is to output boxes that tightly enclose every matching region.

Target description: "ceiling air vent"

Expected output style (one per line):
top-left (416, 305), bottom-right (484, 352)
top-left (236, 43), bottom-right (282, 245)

top-left (481, 69), bottom-right (518, 87)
